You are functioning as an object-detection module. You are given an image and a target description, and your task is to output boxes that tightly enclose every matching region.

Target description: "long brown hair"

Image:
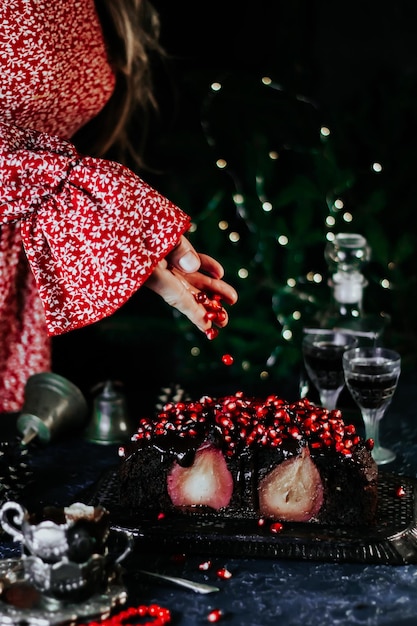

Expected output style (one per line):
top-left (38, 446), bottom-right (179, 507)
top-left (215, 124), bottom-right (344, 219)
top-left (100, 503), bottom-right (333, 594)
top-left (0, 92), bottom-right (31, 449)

top-left (73, 0), bottom-right (165, 169)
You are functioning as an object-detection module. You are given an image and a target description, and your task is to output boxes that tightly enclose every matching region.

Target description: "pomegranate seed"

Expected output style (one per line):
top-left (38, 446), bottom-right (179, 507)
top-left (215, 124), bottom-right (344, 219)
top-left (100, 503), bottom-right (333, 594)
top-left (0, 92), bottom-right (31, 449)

top-left (221, 354), bottom-right (234, 366)
top-left (270, 522), bottom-right (284, 534)
top-left (207, 608), bottom-right (224, 622)
top-left (199, 560), bottom-right (212, 571)
top-left (215, 309), bottom-right (227, 323)
top-left (195, 291), bottom-right (209, 303)
top-left (206, 328), bottom-right (219, 340)
top-left (396, 485), bottom-right (406, 497)
top-left (216, 567), bottom-right (232, 579)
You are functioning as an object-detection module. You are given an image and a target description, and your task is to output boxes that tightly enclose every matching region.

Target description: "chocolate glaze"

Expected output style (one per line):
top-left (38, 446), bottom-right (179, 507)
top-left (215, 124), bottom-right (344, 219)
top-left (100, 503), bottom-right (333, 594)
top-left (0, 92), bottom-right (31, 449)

top-left (121, 393), bottom-right (364, 464)
top-left (118, 393), bottom-right (379, 525)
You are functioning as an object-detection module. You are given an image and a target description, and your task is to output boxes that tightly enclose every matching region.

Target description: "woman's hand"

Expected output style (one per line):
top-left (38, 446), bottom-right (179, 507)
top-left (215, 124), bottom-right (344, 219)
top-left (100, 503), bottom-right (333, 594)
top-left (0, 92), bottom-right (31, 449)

top-left (145, 236), bottom-right (238, 334)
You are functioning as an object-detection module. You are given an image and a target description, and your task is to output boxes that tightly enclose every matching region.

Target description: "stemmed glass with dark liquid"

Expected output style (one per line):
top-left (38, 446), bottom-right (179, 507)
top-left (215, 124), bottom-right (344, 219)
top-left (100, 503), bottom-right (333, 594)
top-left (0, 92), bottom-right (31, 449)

top-left (302, 330), bottom-right (358, 411)
top-left (343, 346), bottom-right (401, 465)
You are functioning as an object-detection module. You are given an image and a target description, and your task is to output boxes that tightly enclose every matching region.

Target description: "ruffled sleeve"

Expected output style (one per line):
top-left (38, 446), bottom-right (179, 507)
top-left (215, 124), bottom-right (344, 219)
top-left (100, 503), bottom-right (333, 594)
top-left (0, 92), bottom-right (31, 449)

top-left (0, 121), bottom-right (191, 335)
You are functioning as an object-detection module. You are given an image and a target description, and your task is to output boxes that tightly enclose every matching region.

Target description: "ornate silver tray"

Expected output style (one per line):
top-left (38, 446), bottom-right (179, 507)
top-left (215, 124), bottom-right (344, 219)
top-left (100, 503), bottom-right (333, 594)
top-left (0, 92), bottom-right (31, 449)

top-left (0, 558), bottom-right (127, 626)
top-left (86, 469), bottom-right (417, 565)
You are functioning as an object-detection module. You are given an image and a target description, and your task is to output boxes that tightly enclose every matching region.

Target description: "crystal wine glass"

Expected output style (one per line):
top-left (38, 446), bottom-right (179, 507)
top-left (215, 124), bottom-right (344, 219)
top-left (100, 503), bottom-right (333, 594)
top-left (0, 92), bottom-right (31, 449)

top-left (342, 346), bottom-right (401, 465)
top-left (302, 330), bottom-right (358, 411)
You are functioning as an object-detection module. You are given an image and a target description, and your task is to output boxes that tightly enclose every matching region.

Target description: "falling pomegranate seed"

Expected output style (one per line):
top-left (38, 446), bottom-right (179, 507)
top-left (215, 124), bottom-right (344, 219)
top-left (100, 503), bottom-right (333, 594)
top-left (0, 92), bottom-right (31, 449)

top-left (207, 608), bottom-right (224, 623)
top-left (216, 567), bottom-right (232, 579)
top-left (365, 438), bottom-right (374, 451)
top-left (258, 517), bottom-right (266, 527)
top-left (157, 512), bottom-right (165, 520)
top-left (199, 560), bottom-right (212, 571)
top-left (270, 522), bottom-right (284, 534)
top-left (205, 328), bottom-right (219, 340)
top-left (221, 354), bottom-right (234, 366)
top-left (396, 485), bottom-right (406, 497)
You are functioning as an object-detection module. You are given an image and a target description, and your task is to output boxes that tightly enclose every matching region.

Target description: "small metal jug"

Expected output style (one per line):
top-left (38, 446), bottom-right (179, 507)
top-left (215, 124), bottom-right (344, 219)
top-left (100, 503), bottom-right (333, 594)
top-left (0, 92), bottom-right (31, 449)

top-left (84, 380), bottom-right (131, 444)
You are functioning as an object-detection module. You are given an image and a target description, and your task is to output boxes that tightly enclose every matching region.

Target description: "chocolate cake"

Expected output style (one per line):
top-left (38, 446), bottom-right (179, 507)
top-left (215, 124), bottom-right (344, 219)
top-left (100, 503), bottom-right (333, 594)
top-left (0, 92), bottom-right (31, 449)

top-left (118, 393), bottom-right (378, 527)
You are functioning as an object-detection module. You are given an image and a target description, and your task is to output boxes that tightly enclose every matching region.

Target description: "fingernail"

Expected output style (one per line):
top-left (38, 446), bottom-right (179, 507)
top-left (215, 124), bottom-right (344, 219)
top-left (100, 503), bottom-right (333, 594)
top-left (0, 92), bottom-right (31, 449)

top-left (178, 251), bottom-right (200, 272)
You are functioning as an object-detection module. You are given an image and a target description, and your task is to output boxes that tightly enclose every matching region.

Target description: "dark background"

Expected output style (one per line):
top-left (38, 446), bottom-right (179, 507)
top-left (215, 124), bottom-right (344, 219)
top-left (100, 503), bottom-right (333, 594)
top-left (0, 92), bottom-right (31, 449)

top-left (52, 1), bottom-right (417, 417)
top-left (150, 1), bottom-right (417, 125)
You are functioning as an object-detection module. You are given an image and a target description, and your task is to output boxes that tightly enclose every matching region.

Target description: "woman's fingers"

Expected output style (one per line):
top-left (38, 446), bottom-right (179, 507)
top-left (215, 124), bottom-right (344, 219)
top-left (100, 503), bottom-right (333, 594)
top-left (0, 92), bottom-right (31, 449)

top-left (178, 269), bottom-right (237, 305)
top-left (147, 236), bottom-right (238, 333)
top-left (145, 260), bottom-right (235, 332)
top-left (166, 237), bottom-right (225, 280)
top-left (145, 261), bottom-right (214, 332)
top-left (194, 253), bottom-right (225, 279)
top-left (166, 236), bottom-right (201, 273)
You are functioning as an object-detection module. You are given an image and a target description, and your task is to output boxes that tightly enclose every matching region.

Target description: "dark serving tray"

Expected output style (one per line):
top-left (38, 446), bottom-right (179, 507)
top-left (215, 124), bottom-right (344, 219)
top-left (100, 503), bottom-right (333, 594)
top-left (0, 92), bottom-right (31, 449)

top-left (86, 467), bottom-right (417, 565)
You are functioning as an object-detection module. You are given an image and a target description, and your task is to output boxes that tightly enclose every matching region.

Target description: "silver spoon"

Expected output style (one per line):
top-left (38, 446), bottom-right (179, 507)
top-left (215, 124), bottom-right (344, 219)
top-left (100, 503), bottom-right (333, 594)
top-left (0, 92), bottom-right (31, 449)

top-left (138, 569), bottom-right (219, 594)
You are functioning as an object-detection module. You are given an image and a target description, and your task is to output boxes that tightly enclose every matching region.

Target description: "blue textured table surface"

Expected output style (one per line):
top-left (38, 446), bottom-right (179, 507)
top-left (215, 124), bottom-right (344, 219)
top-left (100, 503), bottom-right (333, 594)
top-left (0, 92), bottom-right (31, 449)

top-left (1, 370), bottom-right (417, 626)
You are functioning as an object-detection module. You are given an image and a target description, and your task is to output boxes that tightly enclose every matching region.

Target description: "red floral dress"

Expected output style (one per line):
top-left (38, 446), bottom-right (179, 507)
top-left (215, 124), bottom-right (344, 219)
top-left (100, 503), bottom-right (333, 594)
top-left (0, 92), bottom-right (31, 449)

top-left (0, 0), bottom-right (190, 412)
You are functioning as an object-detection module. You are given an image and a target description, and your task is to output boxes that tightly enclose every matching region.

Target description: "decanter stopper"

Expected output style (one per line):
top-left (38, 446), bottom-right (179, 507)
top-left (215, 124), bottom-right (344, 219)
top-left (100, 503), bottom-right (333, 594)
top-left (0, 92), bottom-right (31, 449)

top-left (325, 232), bottom-right (370, 318)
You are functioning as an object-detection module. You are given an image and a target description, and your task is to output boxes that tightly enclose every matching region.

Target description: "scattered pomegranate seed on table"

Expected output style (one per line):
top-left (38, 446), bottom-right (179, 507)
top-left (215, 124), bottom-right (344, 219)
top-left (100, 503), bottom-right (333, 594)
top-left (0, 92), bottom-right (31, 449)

top-left (396, 485), bottom-right (406, 497)
top-left (216, 567), bottom-right (232, 579)
top-left (207, 608), bottom-right (224, 623)
top-left (270, 522), bottom-right (284, 534)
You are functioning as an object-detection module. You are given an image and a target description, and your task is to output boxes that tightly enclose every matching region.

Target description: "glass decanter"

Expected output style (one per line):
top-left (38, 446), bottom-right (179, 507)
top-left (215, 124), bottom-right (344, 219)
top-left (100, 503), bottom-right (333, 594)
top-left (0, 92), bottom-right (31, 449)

top-left (322, 232), bottom-right (388, 344)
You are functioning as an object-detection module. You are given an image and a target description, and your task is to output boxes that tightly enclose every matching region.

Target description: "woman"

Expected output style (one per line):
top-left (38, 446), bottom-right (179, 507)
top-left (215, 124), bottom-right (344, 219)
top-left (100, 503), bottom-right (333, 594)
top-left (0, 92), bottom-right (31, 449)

top-left (0, 0), bottom-right (237, 413)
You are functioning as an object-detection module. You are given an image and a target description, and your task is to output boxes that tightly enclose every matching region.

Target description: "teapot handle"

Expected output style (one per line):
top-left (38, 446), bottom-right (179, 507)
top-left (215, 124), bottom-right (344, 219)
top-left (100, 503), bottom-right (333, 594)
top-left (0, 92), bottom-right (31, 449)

top-left (106, 530), bottom-right (133, 566)
top-left (115, 531), bottom-right (133, 564)
top-left (0, 501), bottom-right (26, 543)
